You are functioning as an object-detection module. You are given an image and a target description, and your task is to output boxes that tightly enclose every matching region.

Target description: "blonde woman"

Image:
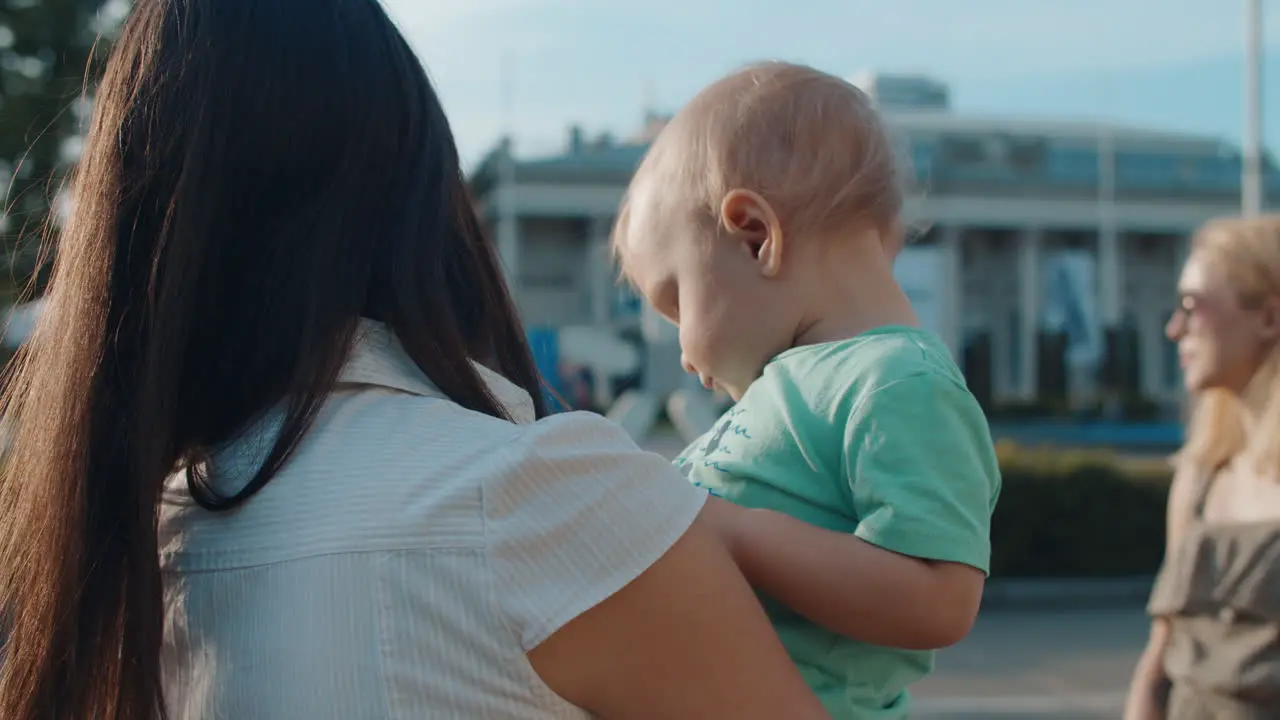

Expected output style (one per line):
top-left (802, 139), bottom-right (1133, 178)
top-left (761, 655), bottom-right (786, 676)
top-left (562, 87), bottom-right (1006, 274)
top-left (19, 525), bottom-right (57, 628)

top-left (1125, 216), bottom-right (1280, 720)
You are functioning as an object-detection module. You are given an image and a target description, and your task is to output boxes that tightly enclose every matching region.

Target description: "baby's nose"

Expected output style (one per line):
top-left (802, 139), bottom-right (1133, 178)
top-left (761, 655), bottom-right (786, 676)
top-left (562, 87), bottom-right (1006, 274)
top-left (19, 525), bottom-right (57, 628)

top-left (680, 355), bottom-right (696, 375)
top-left (1166, 310), bottom-right (1185, 341)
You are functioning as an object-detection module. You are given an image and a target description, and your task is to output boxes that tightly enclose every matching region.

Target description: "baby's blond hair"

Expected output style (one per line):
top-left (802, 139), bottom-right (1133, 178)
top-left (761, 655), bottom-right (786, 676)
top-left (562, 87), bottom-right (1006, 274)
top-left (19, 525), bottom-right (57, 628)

top-left (616, 61), bottom-right (904, 251)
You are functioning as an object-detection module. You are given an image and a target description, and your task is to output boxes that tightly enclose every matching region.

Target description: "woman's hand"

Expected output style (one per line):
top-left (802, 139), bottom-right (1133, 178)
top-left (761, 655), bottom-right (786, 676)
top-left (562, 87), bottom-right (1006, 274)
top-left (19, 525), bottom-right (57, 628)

top-left (1123, 620), bottom-right (1171, 720)
top-left (1123, 673), bottom-right (1168, 720)
top-left (1123, 694), bottom-right (1164, 720)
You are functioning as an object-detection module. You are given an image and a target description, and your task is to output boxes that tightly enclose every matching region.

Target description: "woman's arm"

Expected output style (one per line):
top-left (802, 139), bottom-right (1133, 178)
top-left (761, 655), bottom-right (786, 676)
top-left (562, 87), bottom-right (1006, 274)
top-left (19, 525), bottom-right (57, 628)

top-left (1123, 460), bottom-right (1200, 720)
top-left (1124, 619), bottom-right (1171, 720)
top-left (528, 508), bottom-right (829, 719)
top-left (488, 412), bottom-right (828, 719)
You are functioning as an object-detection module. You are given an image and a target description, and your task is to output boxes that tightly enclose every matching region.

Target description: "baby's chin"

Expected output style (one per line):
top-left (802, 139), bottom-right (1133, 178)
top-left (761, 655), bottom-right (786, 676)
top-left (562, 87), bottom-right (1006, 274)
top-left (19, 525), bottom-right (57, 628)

top-left (717, 369), bottom-right (769, 402)
top-left (698, 350), bottom-right (784, 400)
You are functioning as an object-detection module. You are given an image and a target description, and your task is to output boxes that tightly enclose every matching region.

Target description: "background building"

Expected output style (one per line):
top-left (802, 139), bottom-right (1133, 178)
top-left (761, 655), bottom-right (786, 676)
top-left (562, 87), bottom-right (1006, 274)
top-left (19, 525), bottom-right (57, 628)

top-left (469, 73), bottom-right (1277, 425)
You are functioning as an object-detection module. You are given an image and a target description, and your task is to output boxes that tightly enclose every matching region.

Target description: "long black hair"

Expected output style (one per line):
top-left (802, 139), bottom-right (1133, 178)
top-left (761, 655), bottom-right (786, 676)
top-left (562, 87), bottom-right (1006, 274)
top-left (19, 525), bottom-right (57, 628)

top-left (0, 0), bottom-right (545, 717)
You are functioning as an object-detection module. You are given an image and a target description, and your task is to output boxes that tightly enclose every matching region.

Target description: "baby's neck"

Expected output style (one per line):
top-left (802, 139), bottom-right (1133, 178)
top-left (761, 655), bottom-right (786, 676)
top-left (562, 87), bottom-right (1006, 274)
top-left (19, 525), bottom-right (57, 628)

top-left (792, 279), bottom-right (919, 348)
top-left (787, 231), bottom-right (920, 349)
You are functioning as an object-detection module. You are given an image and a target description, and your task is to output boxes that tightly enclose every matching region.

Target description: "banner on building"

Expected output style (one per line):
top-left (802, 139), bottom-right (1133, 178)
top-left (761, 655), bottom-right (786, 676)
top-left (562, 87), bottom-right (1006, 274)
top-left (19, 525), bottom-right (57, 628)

top-left (1041, 249), bottom-right (1103, 369)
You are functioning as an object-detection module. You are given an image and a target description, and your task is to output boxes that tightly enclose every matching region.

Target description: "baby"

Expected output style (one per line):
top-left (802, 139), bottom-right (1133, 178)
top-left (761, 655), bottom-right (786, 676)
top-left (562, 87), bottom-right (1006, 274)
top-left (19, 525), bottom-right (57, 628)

top-left (612, 62), bottom-right (1001, 719)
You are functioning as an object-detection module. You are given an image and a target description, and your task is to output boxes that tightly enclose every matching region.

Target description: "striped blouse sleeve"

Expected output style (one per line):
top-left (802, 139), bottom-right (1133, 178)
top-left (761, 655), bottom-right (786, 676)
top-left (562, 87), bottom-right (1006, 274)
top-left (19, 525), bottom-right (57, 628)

top-left (482, 410), bottom-right (708, 650)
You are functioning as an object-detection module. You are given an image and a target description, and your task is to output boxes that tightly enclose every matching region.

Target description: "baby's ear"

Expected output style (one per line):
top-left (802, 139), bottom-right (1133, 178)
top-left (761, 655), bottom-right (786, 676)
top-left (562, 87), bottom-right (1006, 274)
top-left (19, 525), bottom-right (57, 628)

top-left (719, 189), bottom-right (785, 278)
top-left (883, 219), bottom-right (909, 256)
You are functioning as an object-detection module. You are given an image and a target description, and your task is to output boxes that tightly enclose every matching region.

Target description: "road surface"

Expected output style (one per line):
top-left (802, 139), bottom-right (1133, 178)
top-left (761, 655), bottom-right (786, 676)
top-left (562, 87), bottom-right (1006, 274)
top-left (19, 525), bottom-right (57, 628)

top-left (914, 606), bottom-right (1148, 718)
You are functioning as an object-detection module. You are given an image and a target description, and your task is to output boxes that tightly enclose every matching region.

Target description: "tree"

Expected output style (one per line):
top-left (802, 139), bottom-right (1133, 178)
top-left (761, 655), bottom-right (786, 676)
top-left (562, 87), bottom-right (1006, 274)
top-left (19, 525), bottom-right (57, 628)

top-left (0, 0), bottom-right (123, 295)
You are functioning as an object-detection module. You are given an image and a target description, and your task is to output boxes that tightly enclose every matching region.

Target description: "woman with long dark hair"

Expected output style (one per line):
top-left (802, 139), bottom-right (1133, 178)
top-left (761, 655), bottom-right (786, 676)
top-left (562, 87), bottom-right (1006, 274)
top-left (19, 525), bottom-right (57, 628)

top-left (0, 1), bottom-right (826, 718)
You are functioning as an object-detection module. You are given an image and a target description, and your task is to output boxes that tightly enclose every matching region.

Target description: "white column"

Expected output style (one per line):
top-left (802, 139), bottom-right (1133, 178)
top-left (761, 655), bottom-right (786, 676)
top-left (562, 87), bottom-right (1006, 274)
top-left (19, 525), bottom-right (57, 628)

top-left (1081, 227), bottom-right (1121, 407)
top-left (496, 138), bottom-right (520, 291)
top-left (1097, 130), bottom-right (1122, 328)
top-left (1018, 228), bottom-right (1043, 399)
top-left (588, 217), bottom-right (613, 326)
top-left (939, 225), bottom-right (963, 358)
top-left (1098, 231), bottom-right (1122, 328)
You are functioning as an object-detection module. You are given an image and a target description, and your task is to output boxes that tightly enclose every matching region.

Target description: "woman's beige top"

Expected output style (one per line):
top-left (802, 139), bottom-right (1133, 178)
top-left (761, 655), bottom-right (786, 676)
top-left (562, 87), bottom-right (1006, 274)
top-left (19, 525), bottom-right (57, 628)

top-left (157, 321), bottom-right (708, 719)
top-left (1148, 470), bottom-right (1280, 719)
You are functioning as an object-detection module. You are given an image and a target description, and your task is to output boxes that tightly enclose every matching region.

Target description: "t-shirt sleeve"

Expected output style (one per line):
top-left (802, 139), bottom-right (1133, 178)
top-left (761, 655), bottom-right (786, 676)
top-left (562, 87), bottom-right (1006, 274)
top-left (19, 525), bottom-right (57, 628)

top-left (844, 372), bottom-right (1001, 574)
top-left (483, 411), bottom-right (709, 650)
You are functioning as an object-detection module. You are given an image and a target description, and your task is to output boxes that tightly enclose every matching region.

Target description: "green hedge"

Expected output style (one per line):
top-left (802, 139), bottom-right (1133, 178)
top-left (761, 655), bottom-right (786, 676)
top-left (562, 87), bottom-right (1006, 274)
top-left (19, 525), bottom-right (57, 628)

top-left (987, 395), bottom-right (1166, 422)
top-left (990, 442), bottom-right (1171, 578)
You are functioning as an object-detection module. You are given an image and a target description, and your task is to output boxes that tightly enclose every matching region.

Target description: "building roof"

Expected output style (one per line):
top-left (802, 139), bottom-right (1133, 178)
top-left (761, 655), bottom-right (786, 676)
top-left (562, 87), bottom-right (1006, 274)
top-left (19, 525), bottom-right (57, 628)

top-left (885, 111), bottom-right (1233, 155)
top-left (470, 74), bottom-right (1272, 202)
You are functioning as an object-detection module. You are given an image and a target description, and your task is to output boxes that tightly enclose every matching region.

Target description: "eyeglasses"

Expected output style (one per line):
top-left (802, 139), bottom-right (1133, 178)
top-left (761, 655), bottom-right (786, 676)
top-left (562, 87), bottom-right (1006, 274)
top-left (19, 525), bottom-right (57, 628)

top-left (1175, 294), bottom-right (1198, 316)
top-left (1174, 290), bottom-right (1266, 321)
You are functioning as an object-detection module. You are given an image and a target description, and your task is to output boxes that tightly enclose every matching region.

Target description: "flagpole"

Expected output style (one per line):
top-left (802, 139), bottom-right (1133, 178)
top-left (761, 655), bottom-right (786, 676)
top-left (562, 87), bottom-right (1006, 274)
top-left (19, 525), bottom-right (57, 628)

top-left (1243, 0), bottom-right (1264, 216)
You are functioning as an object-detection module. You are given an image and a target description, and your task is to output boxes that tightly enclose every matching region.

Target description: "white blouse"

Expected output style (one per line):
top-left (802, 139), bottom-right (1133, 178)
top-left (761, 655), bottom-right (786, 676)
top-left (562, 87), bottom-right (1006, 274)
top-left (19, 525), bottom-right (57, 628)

top-left (158, 321), bottom-right (706, 719)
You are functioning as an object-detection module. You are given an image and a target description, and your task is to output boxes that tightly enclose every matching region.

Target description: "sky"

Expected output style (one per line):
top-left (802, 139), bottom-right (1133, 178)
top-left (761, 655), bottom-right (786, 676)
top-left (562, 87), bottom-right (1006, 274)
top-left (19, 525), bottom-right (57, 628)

top-left (380, 0), bottom-right (1280, 170)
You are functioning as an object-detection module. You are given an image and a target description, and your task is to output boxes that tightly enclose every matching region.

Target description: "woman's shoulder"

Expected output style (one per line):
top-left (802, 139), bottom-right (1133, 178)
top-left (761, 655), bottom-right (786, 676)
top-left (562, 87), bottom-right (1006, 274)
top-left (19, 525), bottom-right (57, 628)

top-left (484, 410), bottom-right (703, 518)
top-left (480, 411), bottom-right (709, 650)
top-left (504, 410), bottom-right (666, 460)
top-left (1163, 456), bottom-right (1216, 546)
top-left (165, 402), bottom-right (701, 561)
top-left (323, 393), bottom-right (680, 484)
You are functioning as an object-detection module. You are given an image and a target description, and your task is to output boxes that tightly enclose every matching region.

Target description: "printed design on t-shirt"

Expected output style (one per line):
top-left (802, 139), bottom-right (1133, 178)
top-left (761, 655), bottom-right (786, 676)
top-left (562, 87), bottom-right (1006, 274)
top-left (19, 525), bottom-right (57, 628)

top-left (676, 407), bottom-right (752, 498)
top-left (674, 455), bottom-right (694, 478)
top-left (699, 407), bottom-right (751, 475)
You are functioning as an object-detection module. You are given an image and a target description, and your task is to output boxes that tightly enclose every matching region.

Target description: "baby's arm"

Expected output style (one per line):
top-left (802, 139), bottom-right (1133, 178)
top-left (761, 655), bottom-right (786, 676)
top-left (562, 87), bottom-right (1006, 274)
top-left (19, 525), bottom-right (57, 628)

top-left (718, 372), bottom-right (999, 650)
top-left (719, 500), bottom-right (984, 649)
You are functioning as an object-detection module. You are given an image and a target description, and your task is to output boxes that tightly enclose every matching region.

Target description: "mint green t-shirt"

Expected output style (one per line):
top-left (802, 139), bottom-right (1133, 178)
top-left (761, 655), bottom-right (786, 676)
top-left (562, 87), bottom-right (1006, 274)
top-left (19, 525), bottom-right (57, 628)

top-left (675, 326), bottom-right (1001, 720)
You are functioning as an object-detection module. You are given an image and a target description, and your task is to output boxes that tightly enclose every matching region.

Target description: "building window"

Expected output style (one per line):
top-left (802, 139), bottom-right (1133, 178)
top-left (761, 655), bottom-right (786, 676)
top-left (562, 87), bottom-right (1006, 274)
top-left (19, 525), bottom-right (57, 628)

top-left (1007, 138), bottom-right (1047, 173)
top-left (520, 271), bottom-right (575, 290)
top-left (1162, 312), bottom-right (1181, 391)
top-left (612, 284), bottom-right (642, 320)
top-left (1008, 307), bottom-right (1022, 392)
top-left (941, 136), bottom-right (987, 165)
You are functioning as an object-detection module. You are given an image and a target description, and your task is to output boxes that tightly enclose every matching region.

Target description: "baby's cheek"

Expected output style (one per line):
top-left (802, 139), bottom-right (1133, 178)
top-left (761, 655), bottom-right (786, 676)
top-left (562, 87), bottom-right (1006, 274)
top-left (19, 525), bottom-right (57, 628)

top-left (713, 336), bottom-right (755, 377)
top-left (679, 327), bottom-right (721, 371)
top-left (677, 331), bottom-right (709, 366)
